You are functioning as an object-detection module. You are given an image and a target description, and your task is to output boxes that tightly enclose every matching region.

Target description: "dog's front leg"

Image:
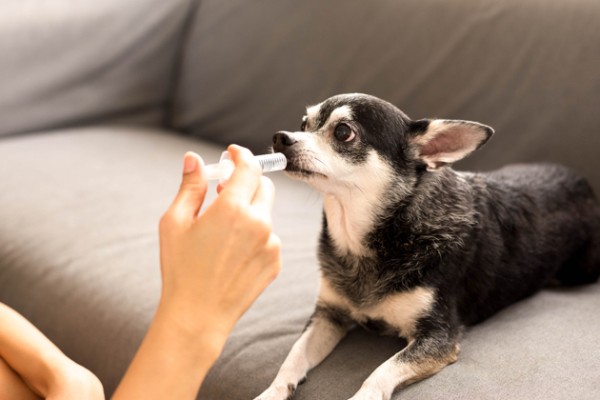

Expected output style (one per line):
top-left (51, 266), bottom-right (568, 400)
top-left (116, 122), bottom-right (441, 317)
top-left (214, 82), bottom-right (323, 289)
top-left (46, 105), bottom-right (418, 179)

top-left (348, 333), bottom-right (460, 400)
top-left (255, 304), bottom-right (352, 400)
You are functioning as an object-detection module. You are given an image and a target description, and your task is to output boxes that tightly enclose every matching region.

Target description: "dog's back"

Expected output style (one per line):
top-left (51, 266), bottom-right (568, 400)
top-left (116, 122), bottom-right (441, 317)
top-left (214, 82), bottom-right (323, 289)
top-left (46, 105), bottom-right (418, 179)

top-left (457, 163), bottom-right (600, 324)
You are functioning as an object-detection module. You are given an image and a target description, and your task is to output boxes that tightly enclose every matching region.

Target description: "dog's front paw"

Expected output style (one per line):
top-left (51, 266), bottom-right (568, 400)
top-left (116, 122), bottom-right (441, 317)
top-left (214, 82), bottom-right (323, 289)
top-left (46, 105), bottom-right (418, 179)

top-left (254, 383), bottom-right (297, 400)
top-left (348, 387), bottom-right (387, 400)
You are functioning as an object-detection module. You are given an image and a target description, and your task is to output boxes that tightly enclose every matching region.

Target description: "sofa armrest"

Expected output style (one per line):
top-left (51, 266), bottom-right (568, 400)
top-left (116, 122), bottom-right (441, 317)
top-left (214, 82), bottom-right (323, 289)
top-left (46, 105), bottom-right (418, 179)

top-left (0, 0), bottom-right (194, 137)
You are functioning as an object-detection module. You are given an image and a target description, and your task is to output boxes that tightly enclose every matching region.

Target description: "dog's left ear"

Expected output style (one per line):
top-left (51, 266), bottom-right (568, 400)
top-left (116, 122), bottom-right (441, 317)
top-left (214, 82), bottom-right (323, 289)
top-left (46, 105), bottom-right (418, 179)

top-left (409, 119), bottom-right (494, 170)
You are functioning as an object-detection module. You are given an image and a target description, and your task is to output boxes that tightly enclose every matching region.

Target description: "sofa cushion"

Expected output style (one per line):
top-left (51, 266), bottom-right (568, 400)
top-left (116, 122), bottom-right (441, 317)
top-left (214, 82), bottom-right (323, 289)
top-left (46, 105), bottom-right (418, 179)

top-left (0, 0), bottom-right (195, 137)
top-left (1, 126), bottom-right (599, 399)
top-left (170, 0), bottom-right (600, 194)
top-left (0, 125), bottom-right (322, 396)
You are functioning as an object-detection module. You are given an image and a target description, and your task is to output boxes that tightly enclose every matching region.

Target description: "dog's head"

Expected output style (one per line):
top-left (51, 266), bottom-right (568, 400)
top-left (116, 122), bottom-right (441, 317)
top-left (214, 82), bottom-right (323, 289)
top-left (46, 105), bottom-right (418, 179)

top-left (273, 93), bottom-right (494, 196)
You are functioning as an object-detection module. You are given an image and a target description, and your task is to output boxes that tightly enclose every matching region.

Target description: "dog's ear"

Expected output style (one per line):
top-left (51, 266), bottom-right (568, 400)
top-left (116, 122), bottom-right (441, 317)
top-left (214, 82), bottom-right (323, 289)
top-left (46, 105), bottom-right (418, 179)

top-left (408, 119), bottom-right (494, 170)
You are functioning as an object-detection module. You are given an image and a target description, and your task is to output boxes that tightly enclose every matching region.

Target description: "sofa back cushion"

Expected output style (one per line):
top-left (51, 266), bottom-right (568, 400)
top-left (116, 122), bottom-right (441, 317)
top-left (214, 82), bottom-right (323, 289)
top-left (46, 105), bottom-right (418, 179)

top-left (171, 0), bottom-right (600, 192)
top-left (0, 0), bottom-right (194, 136)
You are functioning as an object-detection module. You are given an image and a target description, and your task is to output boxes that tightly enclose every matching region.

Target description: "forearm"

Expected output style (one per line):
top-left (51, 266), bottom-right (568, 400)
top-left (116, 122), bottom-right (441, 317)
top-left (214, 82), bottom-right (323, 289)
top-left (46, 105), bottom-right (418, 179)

top-left (0, 303), bottom-right (103, 399)
top-left (0, 356), bottom-right (42, 400)
top-left (111, 302), bottom-right (226, 400)
top-left (0, 303), bottom-right (71, 396)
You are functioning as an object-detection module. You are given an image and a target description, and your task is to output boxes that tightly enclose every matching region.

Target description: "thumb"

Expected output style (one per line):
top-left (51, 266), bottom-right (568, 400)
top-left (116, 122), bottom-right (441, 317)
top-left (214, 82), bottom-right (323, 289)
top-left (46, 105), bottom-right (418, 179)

top-left (171, 152), bottom-right (208, 219)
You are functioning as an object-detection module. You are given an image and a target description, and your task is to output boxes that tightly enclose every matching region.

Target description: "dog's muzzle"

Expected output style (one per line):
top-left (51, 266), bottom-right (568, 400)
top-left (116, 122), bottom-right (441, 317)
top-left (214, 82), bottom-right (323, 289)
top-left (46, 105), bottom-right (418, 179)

top-left (273, 131), bottom-right (297, 152)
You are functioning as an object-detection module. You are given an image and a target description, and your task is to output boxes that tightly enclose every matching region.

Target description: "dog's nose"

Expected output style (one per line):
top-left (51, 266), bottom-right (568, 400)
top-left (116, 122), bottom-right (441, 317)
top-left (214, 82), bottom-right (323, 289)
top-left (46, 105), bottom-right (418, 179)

top-left (273, 131), bottom-right (297, 148)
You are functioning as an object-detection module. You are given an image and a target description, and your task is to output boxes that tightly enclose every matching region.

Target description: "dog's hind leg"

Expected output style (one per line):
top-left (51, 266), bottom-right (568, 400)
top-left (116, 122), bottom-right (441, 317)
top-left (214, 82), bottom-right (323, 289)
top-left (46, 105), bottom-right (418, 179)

top-left (555, 215), bottom-right (600, 286)
top-left (348, 333), bottom-right (460, 400)
top-left (582, 208), bottom-right (600, 283)
top-left (254, 304), bottom-right (353, 400)
top-left (579, 224), bottom-right (600, 284)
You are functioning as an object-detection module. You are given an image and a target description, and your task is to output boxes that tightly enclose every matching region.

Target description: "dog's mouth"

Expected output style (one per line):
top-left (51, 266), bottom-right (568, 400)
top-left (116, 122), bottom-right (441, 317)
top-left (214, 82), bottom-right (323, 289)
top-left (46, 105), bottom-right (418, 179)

top-left (285, 164), bottom-right (327, 179)
top-left (284, 158), bottom-right (327, 179)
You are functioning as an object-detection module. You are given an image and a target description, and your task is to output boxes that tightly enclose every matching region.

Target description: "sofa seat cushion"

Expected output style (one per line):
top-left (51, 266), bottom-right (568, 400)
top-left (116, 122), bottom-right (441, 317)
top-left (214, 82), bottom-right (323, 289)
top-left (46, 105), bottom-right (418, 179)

top-left (0, 126), bottom-right (598, 399)
top-left (0, 125), bottom-right (322, 395)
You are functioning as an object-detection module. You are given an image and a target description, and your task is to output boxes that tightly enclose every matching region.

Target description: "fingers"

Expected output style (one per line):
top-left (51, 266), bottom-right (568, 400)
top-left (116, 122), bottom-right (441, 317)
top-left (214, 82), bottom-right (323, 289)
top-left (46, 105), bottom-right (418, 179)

top-left (261, 233), bottom-right (282, 283)
top-left (169, 152), bottom-right (208, 220)
top-left (219, 145), bottom-right (262, 204)
top-left (251, 176), bottom-right (276, 224)
top-left (236, 232), bottom-right (282, 309)
top-left (218, 145), bottom-right (275, 219)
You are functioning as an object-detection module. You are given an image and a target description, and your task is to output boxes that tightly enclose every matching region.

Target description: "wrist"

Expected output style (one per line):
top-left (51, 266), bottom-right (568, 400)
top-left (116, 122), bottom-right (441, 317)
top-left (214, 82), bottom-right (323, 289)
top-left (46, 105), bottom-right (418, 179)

top-left (154, 300), bottom-right (229, 365)
top-left (112, 299), bottom-right (226, 399)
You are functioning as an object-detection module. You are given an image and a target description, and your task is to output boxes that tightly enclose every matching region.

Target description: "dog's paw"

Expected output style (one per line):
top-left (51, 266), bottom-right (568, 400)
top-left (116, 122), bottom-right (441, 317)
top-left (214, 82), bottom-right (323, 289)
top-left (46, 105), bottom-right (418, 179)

top-left (254, 384), bottom-right (296, 400)
top-left (348, 388), bottom-right (387, 400)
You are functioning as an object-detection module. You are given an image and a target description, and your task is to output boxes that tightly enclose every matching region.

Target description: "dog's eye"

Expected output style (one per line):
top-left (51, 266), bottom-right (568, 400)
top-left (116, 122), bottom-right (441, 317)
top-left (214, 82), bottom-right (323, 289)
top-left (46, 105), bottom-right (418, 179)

top-left (333, 123), bottom-right (355, 142)
top-left (300, 116), bottom-right (308, 131)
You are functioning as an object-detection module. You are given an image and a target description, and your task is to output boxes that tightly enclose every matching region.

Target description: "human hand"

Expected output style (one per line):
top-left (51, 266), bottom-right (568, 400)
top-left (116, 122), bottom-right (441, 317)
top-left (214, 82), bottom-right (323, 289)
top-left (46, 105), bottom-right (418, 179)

top-left (157, 145), bottom-right (282, 357)
top-left (112, 145), bottom-right (281, 399)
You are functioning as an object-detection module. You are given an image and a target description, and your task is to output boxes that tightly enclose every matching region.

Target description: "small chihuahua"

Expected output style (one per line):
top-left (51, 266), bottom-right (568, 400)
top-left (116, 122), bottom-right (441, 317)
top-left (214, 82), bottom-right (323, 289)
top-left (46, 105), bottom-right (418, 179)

top-left (256, 93), bottom-right (600, 400)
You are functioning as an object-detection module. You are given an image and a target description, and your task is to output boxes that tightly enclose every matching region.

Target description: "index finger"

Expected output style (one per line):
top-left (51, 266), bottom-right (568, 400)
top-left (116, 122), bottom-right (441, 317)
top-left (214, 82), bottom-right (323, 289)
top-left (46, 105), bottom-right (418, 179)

top-left (219, 145), bottom-right (262, 204)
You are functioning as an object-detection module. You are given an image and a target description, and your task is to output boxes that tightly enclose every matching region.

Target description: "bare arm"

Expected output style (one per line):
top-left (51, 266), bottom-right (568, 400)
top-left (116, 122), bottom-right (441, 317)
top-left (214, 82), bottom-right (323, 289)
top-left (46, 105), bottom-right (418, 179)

top-left (0, 303), bottom-right (104, 400)
top-left (112, 145), bottom-right (282, 399)
top-left (0, 356), bottom-right (41, 400)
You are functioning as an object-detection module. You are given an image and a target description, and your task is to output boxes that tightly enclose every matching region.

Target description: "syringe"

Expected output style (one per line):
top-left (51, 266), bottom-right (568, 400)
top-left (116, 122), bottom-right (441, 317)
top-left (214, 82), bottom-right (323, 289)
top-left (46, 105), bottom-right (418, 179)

top-left (204, 152), bottom-right (287, 181)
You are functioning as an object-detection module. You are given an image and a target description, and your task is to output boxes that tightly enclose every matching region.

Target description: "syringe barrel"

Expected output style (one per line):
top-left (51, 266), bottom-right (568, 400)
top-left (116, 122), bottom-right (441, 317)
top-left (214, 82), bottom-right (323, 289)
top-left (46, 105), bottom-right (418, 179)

top-left (255, 153), bottom-right (287, 173)
top-left (204, 152), bottom-right (287, 181)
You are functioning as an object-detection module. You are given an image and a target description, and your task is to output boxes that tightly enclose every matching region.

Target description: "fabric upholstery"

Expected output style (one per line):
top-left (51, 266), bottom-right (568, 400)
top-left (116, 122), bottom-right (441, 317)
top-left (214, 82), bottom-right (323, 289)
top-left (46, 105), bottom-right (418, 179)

top-left (0, 0), bottom-right (194, 137)
top-left (171, 0), bottom-right (600, 193)
top-left (0, 126), bottom-right (323, 396)
top-left (1, 126), bottom-right (598, 399)
top-left (0, 127), bottom-right (187, 393)
top-left (1, 0), bottom-right (599, 399)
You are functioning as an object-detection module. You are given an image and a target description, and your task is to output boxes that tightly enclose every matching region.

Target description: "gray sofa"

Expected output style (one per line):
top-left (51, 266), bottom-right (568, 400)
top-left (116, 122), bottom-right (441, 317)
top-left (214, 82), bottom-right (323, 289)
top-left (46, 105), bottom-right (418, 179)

top-left (1, 1), bottom-right (599, 399)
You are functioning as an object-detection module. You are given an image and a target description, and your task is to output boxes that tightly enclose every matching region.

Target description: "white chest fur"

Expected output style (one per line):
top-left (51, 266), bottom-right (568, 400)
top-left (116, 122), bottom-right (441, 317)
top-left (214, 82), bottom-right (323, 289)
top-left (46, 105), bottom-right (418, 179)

top-left (323, 194), bottom-right (376, 257)
top-left (321, 151), bottom-right (398, 257)
top-left (318, 278), bottom-right (435, 339)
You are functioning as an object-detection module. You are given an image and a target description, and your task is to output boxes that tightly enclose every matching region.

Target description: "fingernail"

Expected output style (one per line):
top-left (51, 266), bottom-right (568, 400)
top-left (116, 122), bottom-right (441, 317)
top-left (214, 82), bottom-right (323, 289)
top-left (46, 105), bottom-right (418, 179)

top-left (183, 153), bottom-right (197, 174)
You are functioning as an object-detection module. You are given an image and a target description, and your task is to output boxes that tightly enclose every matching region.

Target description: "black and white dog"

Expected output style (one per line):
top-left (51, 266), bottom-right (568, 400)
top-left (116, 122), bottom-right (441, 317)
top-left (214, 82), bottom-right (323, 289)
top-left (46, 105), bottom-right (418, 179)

top-left (256, 93), bottom-right (600, 400)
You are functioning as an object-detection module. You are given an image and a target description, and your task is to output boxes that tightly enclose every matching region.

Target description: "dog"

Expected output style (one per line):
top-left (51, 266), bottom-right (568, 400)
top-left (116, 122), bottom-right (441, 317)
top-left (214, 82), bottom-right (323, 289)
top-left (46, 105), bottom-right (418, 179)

top-left (255, 93), bottom-right (600, 400)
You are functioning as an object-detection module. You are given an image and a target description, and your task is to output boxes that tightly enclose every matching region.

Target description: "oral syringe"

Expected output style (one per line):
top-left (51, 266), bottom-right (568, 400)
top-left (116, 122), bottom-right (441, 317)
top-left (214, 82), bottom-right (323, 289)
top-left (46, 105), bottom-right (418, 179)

top-left (204, 152), bottom-right (287, 181)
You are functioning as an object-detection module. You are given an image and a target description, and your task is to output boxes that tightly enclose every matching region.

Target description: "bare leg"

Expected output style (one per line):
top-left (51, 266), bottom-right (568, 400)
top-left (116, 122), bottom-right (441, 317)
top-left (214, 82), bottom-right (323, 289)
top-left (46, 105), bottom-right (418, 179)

top-left (255, 305), bottom-right (352, 400)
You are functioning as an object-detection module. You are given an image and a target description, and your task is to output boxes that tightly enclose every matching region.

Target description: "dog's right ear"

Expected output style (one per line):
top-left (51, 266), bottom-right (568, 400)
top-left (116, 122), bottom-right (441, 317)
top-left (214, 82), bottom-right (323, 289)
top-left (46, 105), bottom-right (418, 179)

top-left (408, 119), bottom-right (494, 170)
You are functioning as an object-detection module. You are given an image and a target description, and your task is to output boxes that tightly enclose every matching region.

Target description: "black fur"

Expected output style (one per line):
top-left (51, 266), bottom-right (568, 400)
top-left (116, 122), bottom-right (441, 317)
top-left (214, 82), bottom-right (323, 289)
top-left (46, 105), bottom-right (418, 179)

top-left (303, 94), bottom-right (600, 328)
top-left (325, 162), bottom-right (600, 325)
top-left (268, 93), bottom-right (600, 398)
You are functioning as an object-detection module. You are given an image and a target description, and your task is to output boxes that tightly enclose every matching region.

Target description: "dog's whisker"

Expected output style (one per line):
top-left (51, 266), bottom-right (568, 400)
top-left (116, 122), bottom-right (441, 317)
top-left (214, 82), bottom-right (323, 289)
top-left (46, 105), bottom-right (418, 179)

top-left (314, 157), bottom-right (327, 169)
